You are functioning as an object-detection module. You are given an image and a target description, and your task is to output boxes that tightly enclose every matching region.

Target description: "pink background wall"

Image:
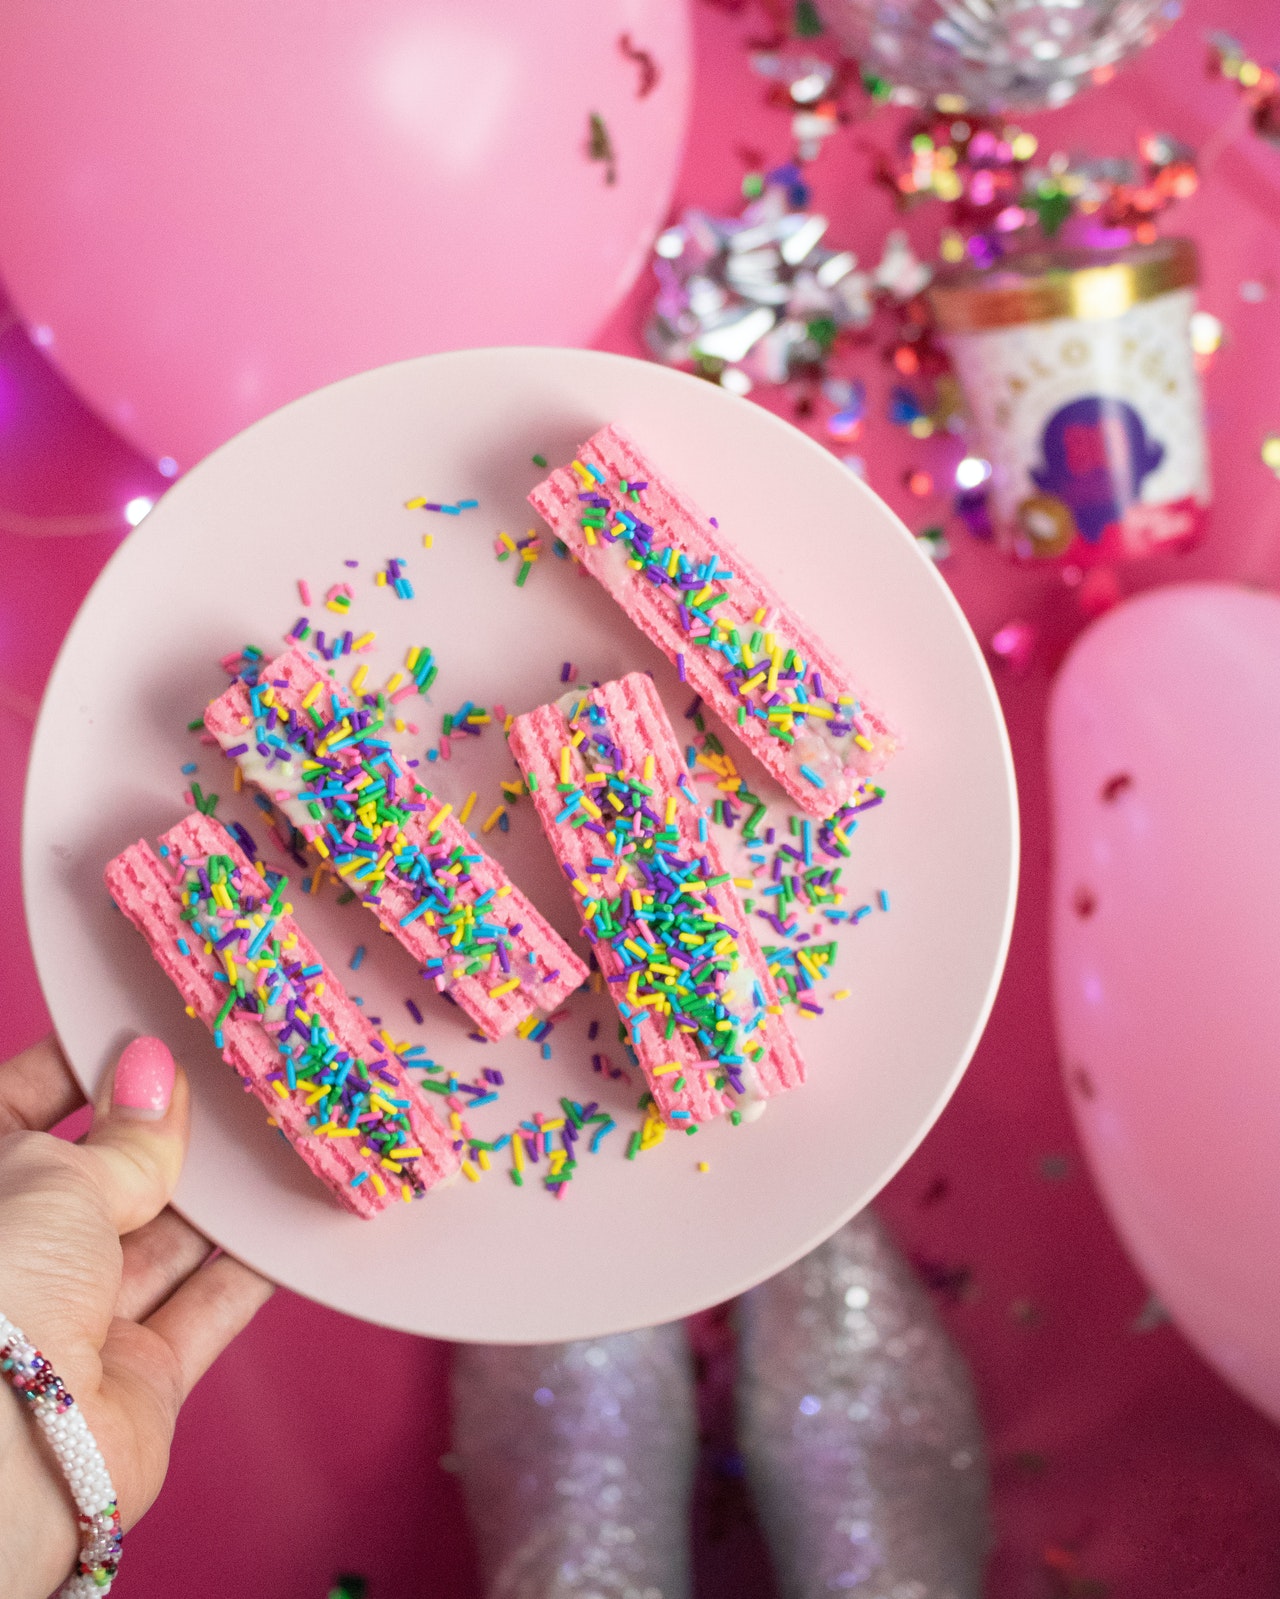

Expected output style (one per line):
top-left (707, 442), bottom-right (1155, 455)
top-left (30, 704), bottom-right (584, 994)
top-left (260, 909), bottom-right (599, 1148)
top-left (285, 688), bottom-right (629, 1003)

top-left (2, 1), bottom-right (1280, 1592)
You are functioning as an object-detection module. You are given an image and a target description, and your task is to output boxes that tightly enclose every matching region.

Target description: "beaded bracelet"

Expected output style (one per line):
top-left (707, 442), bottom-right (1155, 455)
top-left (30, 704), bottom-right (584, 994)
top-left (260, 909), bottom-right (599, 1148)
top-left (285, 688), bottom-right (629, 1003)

top-left (0, 1314), bottom-right (122, 1597)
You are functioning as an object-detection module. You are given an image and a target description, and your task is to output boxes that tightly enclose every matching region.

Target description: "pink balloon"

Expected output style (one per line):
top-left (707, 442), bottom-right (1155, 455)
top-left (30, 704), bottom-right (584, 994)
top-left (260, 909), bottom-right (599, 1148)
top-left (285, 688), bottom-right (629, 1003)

top-left (1049, 583), bottom-right (1280, 1423)
top-left (0, 1), bottom-right (690, 470)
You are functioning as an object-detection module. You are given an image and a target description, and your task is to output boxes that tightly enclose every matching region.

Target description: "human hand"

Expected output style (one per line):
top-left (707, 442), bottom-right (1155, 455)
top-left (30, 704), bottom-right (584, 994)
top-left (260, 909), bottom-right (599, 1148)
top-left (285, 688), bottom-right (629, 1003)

top-left (0, 1033), bottom-right (273, 1598)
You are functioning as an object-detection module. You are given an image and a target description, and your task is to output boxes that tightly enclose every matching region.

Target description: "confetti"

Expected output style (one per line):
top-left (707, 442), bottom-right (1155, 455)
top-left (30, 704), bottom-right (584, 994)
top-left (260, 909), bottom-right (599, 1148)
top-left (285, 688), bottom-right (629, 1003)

top-left (587, 112), bottom-right (616, 184)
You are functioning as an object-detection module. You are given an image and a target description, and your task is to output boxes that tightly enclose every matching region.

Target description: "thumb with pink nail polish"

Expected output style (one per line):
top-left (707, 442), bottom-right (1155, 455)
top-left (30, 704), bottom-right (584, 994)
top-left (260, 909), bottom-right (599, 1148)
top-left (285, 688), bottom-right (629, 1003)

top-left (84, 1036), bottom-right (190, 1235)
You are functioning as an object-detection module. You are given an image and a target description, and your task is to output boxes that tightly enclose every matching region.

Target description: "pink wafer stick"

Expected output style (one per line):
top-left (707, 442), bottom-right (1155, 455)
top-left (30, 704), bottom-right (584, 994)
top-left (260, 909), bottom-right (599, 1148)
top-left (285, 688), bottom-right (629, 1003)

top-left (204, 645), bottom-right (587, 1040)
top-left (529, 424), bottom-right (899, 817)
top-left (105, 812), bottom-right (459, 1218)
top-left (507, 672), bottom-right (805, 1128)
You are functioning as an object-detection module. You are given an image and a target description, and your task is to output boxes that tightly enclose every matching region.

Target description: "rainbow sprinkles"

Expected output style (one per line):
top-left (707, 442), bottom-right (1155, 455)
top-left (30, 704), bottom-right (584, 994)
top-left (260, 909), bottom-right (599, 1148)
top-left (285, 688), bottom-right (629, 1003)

top-left (507, 671), bottom-right (806, 1130)
top-left (528, 424), bottom-right (900, 817)
top-left (204, 645), bottom-right (588, 1041)
top-left (105, 812), bottom-right (459, 1218)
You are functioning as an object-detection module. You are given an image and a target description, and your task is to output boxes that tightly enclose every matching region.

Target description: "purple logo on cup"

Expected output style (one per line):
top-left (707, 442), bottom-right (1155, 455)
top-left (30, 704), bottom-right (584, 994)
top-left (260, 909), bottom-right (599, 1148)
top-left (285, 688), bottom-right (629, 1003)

top-left (1031, 396), bottom-right (1165, 544)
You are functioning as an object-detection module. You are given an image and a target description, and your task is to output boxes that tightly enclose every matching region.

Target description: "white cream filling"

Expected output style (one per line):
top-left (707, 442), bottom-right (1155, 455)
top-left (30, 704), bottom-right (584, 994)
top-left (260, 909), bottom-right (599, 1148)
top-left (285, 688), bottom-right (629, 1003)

top-left (589, 528), bottom-right (865, 778)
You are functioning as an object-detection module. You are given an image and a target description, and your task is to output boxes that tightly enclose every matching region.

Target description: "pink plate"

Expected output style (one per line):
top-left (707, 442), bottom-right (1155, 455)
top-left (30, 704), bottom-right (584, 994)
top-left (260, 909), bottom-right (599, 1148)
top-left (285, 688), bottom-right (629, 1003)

top-left (23, 348), bottom-right (1016, 1342)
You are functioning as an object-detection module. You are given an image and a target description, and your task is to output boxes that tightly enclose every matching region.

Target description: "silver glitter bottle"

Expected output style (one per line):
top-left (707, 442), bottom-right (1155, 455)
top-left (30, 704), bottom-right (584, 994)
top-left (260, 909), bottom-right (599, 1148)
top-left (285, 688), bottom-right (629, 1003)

top-left (451, 1323), bottom-right (696, 1599)
top-left (736, 1210), bottom-right (990, 1599)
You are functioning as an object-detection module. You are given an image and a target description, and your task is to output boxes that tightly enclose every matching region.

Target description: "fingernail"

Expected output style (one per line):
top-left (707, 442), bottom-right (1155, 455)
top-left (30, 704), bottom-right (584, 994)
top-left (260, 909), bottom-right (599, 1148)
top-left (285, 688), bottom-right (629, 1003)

top-left (112, 1036), bottom-right (175, 1119)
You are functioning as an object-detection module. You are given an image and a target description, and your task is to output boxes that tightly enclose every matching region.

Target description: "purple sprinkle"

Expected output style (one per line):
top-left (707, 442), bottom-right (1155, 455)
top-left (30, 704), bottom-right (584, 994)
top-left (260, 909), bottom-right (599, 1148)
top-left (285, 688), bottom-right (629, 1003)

top-left (405, 998), bottom-right (424, 1024)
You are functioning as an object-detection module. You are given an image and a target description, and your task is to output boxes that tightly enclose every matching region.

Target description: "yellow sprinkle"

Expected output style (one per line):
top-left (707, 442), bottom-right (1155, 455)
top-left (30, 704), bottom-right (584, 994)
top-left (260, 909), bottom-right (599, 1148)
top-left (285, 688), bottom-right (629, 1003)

top-left (653, 1062), bottom-right (682, 1075)
top-left (853, 733), bottom-right (874, 751)
top-left (422, 533), bottom-right (434, 549)
top-left (512, 1136), bottom-right (525, 1172)
top-left (271, 1080), bottom-right (289, 1100)
top-left (697, 1161), bottom-right (710, 1174)
top-left (481, 805), bottom-right (505, 833)
top-left (354, 631), bottom-right (376, 651)
top-left (541, 1118), bottom-right (566, 1132)
top-left (374, 571), bottom-right (386, 586)
top-left (461, 1160), bottom-right (480, 1183)
top-left (384, 672), bottom-right (404, 695)
top-left (559, 746), bottom-right (572, 782)
top-left (643, 753), bottom-right (655, 782)
top-left (302, 681), bottom-right (322, 709)
top-left (459, 790), bottom-right (478, 825)
top-left (489, 977), bottom-right (521, 998)
top-left (833, 988), bottom-right (851, 1001)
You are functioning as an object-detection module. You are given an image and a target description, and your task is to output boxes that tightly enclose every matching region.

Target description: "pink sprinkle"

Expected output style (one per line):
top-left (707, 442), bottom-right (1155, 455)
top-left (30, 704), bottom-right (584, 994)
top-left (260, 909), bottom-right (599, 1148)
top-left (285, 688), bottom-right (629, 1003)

top-left (298, 579), bottom-right (312, 604)
top-left (390, 684), bottom-right (416, 704)
top-left (493, 702), bottom-right (507, 721)
top-left (439, 735), bottom-right (452, 760)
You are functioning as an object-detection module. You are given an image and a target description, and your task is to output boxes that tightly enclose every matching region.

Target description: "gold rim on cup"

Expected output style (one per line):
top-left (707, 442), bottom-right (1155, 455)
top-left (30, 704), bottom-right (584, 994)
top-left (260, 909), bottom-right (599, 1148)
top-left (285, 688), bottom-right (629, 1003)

top-left (928, 237), bottom-right (1199, 332)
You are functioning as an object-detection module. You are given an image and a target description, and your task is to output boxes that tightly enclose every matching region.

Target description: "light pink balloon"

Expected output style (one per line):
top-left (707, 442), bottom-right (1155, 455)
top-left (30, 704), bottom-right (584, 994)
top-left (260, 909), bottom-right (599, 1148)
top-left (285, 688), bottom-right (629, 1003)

top-left (0, 1), bottom-right (690, 470)
top-left (1049, 582), bottom-right (1280, 1423)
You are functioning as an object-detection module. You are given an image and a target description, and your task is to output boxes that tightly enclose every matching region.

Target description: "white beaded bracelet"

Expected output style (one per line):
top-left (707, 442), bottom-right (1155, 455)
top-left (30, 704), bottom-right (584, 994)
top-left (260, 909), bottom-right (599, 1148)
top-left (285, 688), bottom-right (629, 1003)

top-left (0, 1313), bottom-right (122, 1597)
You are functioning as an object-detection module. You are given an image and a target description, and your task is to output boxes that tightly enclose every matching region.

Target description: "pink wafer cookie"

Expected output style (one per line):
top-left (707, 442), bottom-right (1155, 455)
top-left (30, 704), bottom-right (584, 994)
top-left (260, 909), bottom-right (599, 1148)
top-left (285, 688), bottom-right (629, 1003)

top-left (204, 645), bottom-right (587, 1040)
top-left (105, 812), bottom-right (459, 1218)
top-left (529, 424), bottom-right (899, 817)
top-left (507, 672), bottom-right (805, 1128)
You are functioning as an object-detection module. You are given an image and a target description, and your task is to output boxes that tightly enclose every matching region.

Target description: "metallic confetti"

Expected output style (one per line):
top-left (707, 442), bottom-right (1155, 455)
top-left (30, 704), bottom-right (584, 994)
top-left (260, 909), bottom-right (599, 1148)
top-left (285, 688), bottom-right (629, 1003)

top-left (647, 170), bottom-right (933, 396)
top-left (816, 0), bottom-right (1179, 114)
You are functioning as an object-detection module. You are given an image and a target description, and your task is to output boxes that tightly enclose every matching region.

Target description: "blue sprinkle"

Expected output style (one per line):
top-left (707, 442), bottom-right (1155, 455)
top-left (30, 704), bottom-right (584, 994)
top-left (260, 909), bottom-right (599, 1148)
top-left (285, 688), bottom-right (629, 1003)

top-left (351, 945), bottom-right (366, 970)
top-left (799, 764), bottom-right (825, 789)
top-left (877, 889), bottom-right (890, 912)
top-left (180, 761), bottom-right (197, 775)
